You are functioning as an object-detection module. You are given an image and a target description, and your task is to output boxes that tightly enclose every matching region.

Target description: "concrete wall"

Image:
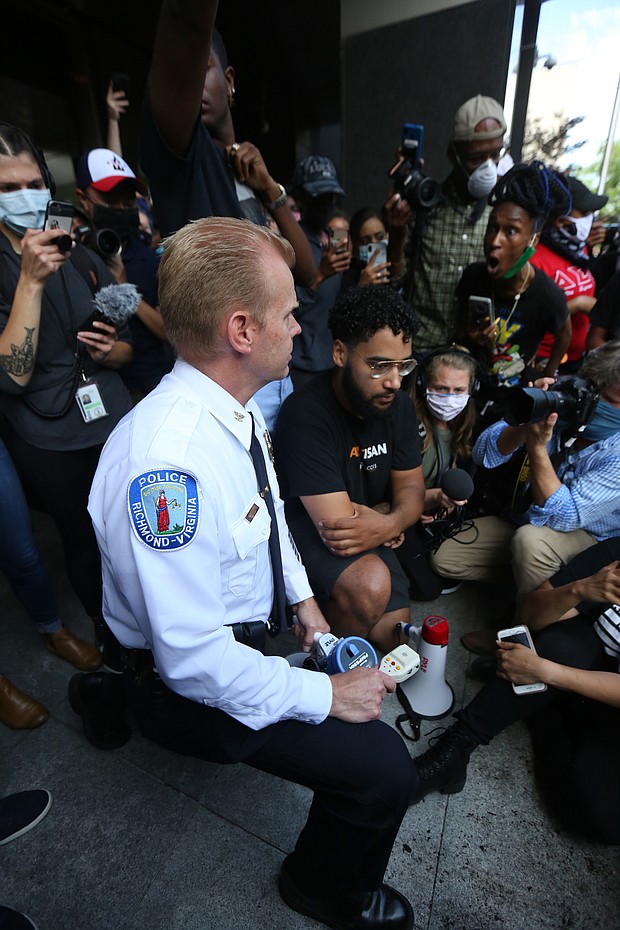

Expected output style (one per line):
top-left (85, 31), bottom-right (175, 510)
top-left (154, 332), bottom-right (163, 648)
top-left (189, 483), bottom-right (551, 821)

top-left (341, 0), bottom-right (516, 213)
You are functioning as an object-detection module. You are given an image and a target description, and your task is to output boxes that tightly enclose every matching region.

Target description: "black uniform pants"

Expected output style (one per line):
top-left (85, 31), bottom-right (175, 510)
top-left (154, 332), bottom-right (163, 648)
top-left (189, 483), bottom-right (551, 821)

top-left (125, 671), bottom-right (418, 898)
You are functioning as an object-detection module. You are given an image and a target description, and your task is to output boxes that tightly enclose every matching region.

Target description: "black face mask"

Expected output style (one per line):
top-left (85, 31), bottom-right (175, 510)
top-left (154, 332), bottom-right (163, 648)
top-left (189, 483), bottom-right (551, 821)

top-left (91, 203), bottom-right (140, 241)
top-left (303, 200), bottom-right (336, 233)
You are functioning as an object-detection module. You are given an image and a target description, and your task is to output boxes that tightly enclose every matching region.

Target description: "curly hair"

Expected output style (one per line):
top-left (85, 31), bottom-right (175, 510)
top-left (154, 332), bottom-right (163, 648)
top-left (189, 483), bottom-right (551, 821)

top-left (489, 160), bottom-right (571, 228)
top-left (328, 286), bottom-right (418, 346)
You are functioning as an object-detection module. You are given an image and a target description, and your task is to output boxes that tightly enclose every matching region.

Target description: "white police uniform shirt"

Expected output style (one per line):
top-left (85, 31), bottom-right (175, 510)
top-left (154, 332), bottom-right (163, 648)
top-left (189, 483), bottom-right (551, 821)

top-left (88, 359), bottom-right (333, 730)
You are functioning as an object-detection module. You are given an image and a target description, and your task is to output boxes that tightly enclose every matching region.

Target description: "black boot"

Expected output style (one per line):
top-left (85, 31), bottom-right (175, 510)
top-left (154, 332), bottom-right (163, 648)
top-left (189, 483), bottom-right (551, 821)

top-left (68, 672), bottom-right (131, 750)
top-left (411, 721), bottom-right (479, 803)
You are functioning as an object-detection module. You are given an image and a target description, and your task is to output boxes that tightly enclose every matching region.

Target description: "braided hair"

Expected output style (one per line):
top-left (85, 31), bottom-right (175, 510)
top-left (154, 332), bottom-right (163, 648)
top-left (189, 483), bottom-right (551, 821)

top-left (489, 160), bottom-right (571, 229)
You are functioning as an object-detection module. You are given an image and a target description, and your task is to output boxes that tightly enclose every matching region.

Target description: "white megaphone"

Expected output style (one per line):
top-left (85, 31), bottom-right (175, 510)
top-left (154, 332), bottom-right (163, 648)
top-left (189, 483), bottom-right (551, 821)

top-left (398, 615), bottom-right (454, 720)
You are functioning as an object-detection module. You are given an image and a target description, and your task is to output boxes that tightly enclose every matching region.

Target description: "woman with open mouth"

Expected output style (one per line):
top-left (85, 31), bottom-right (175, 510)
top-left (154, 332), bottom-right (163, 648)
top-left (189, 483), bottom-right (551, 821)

top-left (455, 161), bottom-right (573, 418)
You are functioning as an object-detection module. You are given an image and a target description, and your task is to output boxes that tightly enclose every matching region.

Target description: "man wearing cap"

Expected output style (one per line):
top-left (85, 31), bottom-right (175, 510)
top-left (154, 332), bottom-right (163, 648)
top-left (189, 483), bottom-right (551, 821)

top-left (76, 148), bottom-right (172, 399)
top-left (404, 94), bottom-right (507, 352)
top-left (289, 155), bottom-right (352, 388)
top-left (533, 175), bottom-right (608, 372)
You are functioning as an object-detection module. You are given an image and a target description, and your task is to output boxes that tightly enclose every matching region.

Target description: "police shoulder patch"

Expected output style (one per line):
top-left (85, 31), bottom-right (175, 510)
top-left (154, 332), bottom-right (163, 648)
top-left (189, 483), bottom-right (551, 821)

top-left (127, 470), bottom-right (200, 551)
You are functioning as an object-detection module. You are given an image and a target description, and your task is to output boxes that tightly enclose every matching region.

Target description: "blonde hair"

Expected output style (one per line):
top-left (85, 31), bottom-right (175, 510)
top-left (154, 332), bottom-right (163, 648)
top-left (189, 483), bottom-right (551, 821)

top-left (158, 217), bottom-right (295, 360)
top-left (411, 350), bottom-right (478, 461)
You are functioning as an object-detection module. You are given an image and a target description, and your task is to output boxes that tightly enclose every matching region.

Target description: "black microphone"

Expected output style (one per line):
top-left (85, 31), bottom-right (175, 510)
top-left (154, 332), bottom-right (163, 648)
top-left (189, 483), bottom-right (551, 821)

top-left (440, 468), bottom-right (474, 504)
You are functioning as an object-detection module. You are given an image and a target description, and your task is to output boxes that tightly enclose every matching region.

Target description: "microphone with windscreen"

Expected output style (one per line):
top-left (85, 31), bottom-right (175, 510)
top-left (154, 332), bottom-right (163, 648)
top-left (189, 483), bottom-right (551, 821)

top-left (422, 468), bottom-right (475, 553)
top-left (440, 468), bottom-right (474, 505)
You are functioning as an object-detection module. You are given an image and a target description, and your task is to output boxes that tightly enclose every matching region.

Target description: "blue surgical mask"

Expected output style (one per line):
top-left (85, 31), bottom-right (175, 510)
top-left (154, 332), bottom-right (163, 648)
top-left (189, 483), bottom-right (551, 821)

top-left (0, 188), bottom-right (51, 237)
top-left (581, 397), bottom-right (620, 443)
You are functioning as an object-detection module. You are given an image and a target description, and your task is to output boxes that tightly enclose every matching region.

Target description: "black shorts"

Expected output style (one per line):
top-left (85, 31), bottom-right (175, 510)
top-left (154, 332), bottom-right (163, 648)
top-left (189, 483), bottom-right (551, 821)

top-left (293, 522), bottom-right (411, 612)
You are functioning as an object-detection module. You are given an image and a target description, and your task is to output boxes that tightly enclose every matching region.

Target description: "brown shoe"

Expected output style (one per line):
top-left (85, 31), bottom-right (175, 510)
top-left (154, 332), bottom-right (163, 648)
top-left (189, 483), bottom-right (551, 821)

top-left (460, 628), bottom-right (498, 656)
top-left (0, 676), bottom-right (49, 729)
top-left (45, 627), bottom-right (102, 672)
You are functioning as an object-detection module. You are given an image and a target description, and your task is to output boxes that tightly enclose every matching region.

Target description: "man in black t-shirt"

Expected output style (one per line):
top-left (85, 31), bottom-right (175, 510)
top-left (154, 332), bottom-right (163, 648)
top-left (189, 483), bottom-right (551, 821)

top-left (276, 287), bottom-right (425, 652)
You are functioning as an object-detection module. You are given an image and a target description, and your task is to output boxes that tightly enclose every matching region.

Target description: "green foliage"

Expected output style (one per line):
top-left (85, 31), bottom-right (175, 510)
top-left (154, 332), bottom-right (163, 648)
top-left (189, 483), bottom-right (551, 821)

top-left (575, 140), bottom-right (620, 220)
top-left (522, 113), bottom-right (586, 169)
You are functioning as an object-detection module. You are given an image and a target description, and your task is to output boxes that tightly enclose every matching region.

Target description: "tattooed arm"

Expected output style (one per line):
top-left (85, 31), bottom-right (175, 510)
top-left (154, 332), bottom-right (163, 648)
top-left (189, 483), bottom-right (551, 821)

top-left (0, 228), bottom-right (70, 386)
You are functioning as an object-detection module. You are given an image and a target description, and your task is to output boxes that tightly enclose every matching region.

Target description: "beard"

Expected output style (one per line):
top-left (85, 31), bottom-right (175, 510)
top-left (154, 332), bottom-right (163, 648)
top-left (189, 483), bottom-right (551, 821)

top-left (341, 363), bottom-right (396, 420)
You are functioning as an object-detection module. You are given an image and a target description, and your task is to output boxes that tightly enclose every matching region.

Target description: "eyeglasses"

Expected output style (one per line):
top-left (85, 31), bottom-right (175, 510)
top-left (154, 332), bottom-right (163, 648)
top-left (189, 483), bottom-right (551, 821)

top-left (353, 348), bottom-right (417, 379)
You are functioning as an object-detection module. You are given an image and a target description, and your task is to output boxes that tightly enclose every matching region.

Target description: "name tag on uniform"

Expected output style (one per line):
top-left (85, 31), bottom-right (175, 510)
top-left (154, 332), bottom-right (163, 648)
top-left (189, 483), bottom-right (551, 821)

top-left (245, 503), bottom-right (259, 523)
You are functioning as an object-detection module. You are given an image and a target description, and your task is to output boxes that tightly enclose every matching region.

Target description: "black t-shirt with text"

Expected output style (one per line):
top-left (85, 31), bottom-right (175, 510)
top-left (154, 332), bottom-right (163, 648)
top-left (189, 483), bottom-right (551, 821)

top-left (275, 371), bottom-right (421, 539)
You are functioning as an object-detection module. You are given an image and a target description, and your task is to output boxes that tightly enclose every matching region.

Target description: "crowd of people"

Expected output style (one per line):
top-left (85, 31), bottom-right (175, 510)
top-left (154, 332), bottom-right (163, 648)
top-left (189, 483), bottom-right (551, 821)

top-left (2, 0), bottom-right (620, 927)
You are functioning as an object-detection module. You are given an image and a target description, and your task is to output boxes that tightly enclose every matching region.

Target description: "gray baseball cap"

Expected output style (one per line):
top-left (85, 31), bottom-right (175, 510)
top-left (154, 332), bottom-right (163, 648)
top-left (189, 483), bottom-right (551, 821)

top-left (292, 156), bottom-right (345, 196)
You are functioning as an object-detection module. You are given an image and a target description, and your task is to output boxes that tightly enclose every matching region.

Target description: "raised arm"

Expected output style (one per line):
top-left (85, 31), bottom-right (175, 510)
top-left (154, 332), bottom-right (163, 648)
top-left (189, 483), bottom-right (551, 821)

top-left (148, 0), bottom-right (220, 156)
top-left (0, 229), bottom-right (71, 388)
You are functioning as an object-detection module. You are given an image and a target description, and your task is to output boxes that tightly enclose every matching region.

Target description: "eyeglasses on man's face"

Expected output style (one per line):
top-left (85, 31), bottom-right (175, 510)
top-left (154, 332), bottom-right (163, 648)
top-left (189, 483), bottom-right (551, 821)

top-left (353, 348), bottom-right (417, 379)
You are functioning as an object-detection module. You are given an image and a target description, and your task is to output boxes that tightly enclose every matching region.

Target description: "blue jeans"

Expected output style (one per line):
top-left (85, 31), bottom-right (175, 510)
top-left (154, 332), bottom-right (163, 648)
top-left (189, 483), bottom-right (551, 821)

top-left (0, 437), bottom-right (61, 633)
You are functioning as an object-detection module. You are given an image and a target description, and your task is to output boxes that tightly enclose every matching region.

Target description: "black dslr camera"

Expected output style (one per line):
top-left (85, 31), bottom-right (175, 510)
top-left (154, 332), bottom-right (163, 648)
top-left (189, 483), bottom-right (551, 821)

top-left (388, 122), bottom-right (441, 210)
top-left (74, 224), bottom-right (122, 259)
top-left (503, 376), bottom-right (599, 434)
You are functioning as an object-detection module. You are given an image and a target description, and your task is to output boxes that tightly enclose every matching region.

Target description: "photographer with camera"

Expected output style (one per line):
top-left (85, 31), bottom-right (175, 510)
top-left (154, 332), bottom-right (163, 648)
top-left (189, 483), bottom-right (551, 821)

top-left (401, 95), bottom-right (508, 353)
top-left (430, 340), bottom-right (620, 642)
top-left (75, 148), bottom-right (172, 400)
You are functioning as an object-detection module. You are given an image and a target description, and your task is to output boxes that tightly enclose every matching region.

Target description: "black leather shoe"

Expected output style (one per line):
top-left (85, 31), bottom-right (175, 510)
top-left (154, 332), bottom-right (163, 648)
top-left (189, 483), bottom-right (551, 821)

top-left (68, 672), bottom-right (131, 750)
top-left (278, 857), bottom-right (414, 930)
top-left (411, 721), bottom-right (479, 804)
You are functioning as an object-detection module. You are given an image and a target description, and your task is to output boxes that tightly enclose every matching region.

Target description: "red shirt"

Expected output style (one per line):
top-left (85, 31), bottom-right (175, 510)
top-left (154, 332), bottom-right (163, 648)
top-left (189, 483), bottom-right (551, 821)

top-left (532, 241), bottom-right (596, 361)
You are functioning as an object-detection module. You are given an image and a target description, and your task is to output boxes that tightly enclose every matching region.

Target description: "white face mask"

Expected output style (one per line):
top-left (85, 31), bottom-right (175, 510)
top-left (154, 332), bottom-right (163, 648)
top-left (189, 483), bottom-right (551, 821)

top-left (562, 213), bottom-right (594, 246)
top-left (0, 188), bottom-right (50, 236)
top-left (467, 159), bottom-right (498, 199)
top-left (426, 391), bottom-right (470, 422)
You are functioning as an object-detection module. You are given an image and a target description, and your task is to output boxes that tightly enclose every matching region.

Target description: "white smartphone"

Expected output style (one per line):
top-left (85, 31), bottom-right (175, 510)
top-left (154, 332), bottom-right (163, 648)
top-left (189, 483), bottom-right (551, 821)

top-left (329, 226), bottom-right (349, 253)
top-left (496, 625), bottom-right (547, 695)
top-left (468, 295), bottom-right (495, 329)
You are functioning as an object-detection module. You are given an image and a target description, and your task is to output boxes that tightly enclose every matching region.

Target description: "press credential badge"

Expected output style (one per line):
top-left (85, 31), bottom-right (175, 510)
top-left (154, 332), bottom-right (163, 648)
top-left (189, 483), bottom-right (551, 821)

top-left (75, 380), bottom-right (108, 422)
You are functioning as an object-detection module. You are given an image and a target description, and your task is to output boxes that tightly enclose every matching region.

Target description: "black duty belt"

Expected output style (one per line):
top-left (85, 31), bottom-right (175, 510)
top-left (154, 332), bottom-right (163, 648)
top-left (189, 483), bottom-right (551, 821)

top-left (120, 621), bottom-right (267, 685)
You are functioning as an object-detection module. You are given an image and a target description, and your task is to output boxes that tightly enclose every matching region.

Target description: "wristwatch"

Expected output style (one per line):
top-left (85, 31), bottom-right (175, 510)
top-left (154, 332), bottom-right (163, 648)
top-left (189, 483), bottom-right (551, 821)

top-left (263, 183), bottom-right (288, 212)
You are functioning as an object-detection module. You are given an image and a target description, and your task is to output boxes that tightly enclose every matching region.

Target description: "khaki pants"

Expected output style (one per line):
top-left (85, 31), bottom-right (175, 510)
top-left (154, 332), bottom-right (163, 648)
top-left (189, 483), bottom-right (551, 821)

top-left (430, 516), bottom-right (598, 607)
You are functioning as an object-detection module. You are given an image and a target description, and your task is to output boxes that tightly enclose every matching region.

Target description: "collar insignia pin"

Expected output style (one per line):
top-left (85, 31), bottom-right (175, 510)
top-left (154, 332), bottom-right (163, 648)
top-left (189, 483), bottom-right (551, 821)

top-left (233, 411), bottom-right (245, 422)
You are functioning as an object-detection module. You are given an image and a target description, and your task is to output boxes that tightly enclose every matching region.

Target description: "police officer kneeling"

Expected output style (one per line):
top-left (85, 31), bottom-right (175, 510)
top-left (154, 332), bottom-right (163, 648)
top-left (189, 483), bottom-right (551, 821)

top-left (88, 217), bottom-right (418, 930)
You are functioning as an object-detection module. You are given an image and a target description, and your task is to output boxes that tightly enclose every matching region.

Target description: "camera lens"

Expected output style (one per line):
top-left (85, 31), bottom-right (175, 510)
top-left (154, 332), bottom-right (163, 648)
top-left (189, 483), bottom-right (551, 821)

top-left (95, 228), bottom-right (122, 258)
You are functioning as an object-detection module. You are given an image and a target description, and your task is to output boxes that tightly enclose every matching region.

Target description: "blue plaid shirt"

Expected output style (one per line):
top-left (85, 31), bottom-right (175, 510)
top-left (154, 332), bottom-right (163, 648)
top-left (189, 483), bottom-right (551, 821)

top-left (473, 422), bottom-right (620, 540)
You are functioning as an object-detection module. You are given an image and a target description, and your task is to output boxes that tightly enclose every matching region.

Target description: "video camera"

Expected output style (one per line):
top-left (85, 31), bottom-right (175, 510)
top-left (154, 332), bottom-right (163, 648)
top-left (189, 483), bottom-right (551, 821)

top-left (388, 122), bottom-right (441, 210)
top-left (503, 376), bottom-right (599, 434)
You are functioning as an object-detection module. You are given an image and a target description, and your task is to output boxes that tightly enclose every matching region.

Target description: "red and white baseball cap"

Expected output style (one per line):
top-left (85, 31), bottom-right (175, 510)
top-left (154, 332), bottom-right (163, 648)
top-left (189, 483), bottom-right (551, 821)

top-left (76, 148), bottom-right (147, 194)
